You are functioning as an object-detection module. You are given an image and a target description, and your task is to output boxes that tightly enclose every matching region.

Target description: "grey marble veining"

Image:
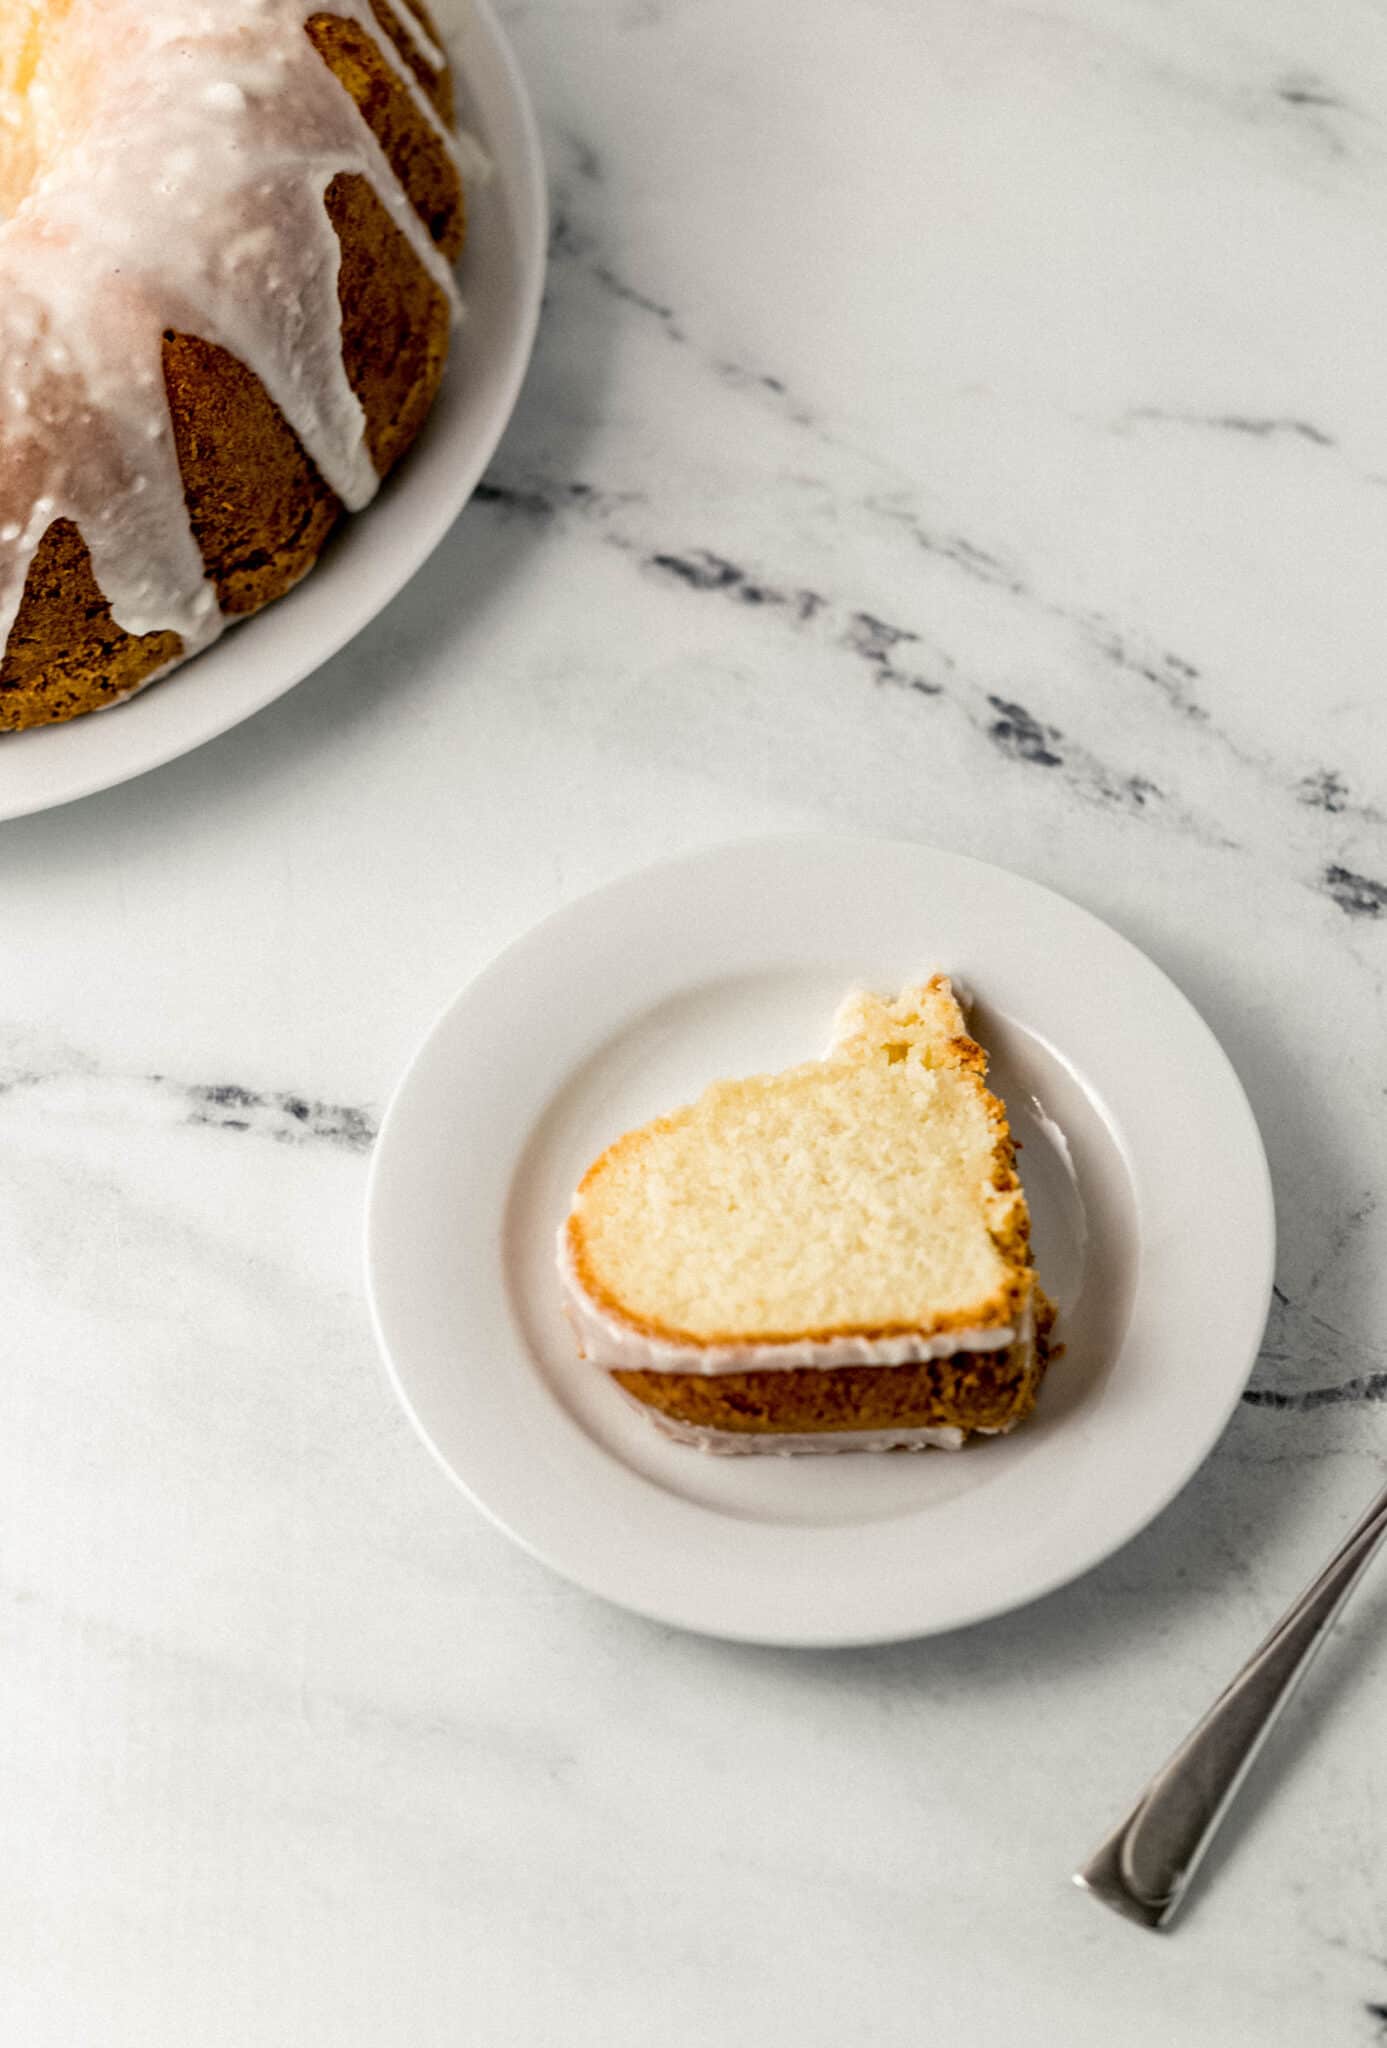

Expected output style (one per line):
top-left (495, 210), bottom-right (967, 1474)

top-left (2, 0), bottom-right (1387, 2041)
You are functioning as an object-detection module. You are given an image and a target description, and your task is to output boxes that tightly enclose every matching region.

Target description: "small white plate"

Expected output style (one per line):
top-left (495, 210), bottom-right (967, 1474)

top-left (366, 838), bottom-right (1274, 1646)
top-left (0, 0), bottom-right (545, 822)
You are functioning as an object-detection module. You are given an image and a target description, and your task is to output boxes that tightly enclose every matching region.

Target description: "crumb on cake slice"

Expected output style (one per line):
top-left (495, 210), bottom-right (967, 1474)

top-left (559, 975), bottom-right (1055, 1452)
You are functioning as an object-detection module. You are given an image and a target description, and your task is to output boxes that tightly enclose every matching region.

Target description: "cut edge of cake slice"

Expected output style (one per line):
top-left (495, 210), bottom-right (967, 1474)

top-left (558, 975), bottom-right (1056, 1452)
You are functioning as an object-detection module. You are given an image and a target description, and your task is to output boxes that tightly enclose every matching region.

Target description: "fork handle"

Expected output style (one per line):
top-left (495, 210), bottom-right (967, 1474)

top-left (1075, 1475), bottom-right (1387, 1929)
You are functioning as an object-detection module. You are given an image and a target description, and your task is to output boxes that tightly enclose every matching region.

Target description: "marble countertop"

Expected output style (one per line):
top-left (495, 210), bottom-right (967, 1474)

top-left (5, 0), bottom-right (1387, 2039)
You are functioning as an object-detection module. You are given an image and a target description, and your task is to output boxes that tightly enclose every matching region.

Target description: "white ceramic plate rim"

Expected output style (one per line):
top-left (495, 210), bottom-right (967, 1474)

top-left (0, 0), bottom-right (545, 822)
top-left (365, 837), bottom-right (1275, 1647)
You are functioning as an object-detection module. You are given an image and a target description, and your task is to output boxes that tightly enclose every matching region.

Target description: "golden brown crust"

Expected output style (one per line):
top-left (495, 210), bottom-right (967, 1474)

top-left (0, 519), bottom-right (181, 731)
top-left (306, 12), bottom-right (465, 260)
top-left (325, 170), bottom-right (453, 477)
top-left (614, 1345), bottom-right (1044, 1437)
top-left (162, 332), bottom-right (344, 616)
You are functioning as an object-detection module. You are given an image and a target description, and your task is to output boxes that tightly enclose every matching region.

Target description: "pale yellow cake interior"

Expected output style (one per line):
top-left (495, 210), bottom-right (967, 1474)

top-left (570, 978), bottom-right (1027, 1343)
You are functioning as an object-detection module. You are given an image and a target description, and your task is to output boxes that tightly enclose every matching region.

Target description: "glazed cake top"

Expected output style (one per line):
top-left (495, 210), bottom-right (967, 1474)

top-left (0, 0), bottom-right (468, 672)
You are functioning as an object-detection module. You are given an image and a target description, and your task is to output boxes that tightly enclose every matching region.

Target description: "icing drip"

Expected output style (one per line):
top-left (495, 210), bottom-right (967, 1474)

top-left (363, 6), bottom-right (465, 169)
top-left (0, 0), bottom-right (474, 666)
top-left (388, 0), bottom-right (448, 75)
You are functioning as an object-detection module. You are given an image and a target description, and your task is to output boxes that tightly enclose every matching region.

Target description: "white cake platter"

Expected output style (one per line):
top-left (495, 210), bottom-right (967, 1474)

top-left (0, 0), bottom-right (545, 822)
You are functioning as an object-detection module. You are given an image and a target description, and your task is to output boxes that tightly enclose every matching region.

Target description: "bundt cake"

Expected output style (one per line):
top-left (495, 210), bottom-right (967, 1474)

top-left (0, 0), bottom-right (481, 733)
top-left (561, 977), bottom-right (1056, 1454)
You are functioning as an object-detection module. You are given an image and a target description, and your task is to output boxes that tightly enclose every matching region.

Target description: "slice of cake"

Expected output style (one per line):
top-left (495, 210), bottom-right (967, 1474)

top-left (559, 976), bottom-right (1055, 1454)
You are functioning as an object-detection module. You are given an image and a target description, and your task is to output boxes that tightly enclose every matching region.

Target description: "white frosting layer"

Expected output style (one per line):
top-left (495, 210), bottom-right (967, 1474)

top-left (0, 0), bottom-right (475, 680)
top-left (558, 1223), bottom-right (1024, 1375)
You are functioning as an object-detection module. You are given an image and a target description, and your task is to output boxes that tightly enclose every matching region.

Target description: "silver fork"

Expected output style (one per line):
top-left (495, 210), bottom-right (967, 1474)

top-left (1075, 1474), bottom-right (1387, 1929)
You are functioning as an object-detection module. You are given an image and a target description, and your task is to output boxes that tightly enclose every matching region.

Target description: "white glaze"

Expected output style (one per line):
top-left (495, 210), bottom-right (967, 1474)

top-left (0, 0), bottom-right (474, 686)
